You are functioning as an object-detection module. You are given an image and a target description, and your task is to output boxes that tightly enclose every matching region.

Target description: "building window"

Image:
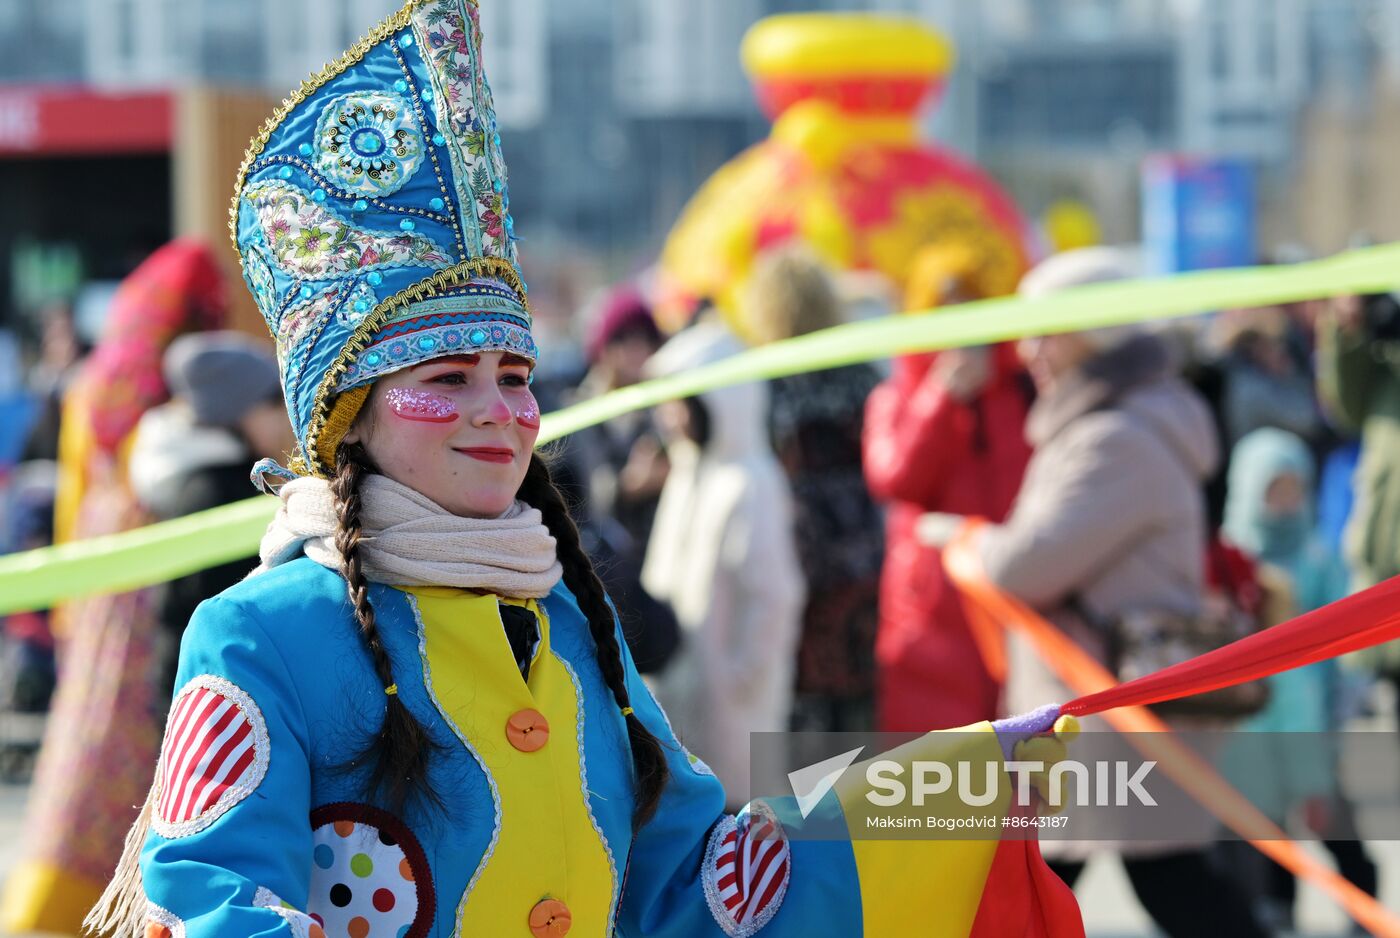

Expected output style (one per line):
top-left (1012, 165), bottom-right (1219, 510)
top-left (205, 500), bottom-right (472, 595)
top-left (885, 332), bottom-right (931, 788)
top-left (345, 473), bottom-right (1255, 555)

top-left (979, 44), bottom-right (1176, 150)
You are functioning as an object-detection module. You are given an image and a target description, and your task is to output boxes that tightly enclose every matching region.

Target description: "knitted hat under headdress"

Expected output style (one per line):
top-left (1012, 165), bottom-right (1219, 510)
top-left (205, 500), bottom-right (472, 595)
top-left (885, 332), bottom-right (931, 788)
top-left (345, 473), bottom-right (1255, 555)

top-left (232, 0), bottom-right (532, 479)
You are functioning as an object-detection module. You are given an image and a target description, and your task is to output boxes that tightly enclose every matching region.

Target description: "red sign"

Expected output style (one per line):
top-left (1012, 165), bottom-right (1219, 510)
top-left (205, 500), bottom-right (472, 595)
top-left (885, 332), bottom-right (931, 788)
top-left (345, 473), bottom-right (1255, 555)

top-left (0, 86), bottom-right (172, 157)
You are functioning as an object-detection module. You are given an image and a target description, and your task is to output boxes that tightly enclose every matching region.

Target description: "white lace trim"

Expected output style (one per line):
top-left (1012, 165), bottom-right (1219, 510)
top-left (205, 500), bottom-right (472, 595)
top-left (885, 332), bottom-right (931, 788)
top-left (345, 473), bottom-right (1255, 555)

top-left (552, 648), bottom-right (621, 924)
top-left (144, 901), bottom-right (186, 938)
top-left (409, 592), bottom-right (501, 938)
top-left (628, 637), bottom-right (716, 778)
top-left (253, 886), bottom-right (316, 938)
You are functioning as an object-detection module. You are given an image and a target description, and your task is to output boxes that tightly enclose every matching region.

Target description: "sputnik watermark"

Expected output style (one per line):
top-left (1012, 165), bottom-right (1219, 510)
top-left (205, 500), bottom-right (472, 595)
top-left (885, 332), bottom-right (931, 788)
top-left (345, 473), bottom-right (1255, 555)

top-left (764, 731), bottom-right (1400, 841)
top-left (787, 747), bottom-right (866, 819)
top-left (789, 754), bottom-right (1157, 818)
top-left (865, 759), bottom-right (1158, 809)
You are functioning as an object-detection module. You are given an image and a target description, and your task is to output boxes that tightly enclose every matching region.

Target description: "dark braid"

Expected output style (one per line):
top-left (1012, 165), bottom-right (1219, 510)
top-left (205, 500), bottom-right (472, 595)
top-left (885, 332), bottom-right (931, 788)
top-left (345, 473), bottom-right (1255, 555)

top-left (332, 443), bottom-right (442, 811)
top-left (520, 453), bottom-right (671, 829)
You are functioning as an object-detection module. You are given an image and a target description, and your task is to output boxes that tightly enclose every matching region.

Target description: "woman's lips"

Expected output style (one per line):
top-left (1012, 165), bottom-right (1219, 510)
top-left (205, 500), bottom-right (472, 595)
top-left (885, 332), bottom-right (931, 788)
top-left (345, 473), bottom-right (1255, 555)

top-left (456, 447), bottom-right (515, 464)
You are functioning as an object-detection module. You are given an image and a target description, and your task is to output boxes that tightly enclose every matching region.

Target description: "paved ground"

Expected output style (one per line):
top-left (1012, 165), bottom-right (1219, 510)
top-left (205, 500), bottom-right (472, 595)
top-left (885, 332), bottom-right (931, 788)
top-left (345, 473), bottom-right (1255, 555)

top-left (1077, 692), bottom-right (1400, 937)
top-left (1076, 840), bottom-right (1400, 936)
top-left (0, 783), bottom-right (25, 886)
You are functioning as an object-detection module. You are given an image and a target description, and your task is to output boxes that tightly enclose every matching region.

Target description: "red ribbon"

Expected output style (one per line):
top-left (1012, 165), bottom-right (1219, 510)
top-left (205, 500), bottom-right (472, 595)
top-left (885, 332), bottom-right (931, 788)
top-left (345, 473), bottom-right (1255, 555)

top-left (1062, 576), bottom-right (1400, 717)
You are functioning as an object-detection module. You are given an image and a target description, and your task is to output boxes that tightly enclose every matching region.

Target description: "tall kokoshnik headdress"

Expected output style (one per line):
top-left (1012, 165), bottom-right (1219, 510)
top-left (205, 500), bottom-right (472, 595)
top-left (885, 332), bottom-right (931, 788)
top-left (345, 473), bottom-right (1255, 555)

top-left (232, 0), bottom-right (531, 478)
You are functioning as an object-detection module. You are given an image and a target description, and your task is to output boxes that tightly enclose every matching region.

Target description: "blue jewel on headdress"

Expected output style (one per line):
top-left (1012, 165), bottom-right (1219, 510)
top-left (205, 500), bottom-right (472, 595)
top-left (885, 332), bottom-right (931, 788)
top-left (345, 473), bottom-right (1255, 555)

top-left (278, 166), bottom-right (294, 180)
top-left (433, 133), bottom-right (446, 147)
top-left (421, 88), bottom-right (434, 103)
top-left (429, 197), bottom-right (445, 211)
top-left (365, 350), bottom-right (385, 367)
top-left (400, 219), bottom-right (416, 231)
top-left (352, 199), bottom-right (369, 213)
top-left (469, 328), bottom-right (489, 345)
top-left (394, 79), bottom-right (409, 93)
top-left (400, 33), bottom-right (414, 48)
top-left (299, 284), bottom-right (314, 299)
top-left (299, 143), bottom-right (314, 158)
top-left (354, 299), bottom-right (371, 313)
top-left (312, 189), bottom-right (327, 203)
top-left (366, 272), bottom-right (384, 287)
top-left (416, 336), bottom-right (437, 352)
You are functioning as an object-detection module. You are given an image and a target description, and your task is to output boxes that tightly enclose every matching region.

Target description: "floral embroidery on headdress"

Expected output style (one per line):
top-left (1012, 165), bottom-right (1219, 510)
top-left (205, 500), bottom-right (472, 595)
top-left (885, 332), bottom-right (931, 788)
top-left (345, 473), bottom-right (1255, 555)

top-left (315, 93), bottom-right (426, 197)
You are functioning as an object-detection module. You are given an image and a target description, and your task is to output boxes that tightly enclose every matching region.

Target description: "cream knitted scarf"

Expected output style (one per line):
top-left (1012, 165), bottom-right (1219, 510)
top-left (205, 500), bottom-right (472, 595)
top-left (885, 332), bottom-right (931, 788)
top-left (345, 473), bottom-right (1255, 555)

top-left (255, 474), bottom-right (562, 598)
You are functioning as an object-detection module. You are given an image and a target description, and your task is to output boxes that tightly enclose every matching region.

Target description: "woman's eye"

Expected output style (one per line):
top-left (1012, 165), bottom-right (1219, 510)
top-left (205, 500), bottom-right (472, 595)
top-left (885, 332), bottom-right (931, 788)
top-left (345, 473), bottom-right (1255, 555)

top-left (429, 372), bottom-right (466, 386)
top-left (500, 373), bottom-right (529, 388)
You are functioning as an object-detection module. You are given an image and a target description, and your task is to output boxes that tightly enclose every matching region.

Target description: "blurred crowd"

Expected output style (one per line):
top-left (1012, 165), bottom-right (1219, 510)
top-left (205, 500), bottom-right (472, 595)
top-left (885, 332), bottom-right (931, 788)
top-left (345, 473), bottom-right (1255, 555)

top-left (0, 237), bottom-right (1397, 936)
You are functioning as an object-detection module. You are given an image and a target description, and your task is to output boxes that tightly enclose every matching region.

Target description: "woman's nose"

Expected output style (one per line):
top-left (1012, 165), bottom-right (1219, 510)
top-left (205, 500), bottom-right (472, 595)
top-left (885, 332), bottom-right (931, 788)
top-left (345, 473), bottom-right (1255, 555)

top-left (471, 388), bottom-right (515, 426)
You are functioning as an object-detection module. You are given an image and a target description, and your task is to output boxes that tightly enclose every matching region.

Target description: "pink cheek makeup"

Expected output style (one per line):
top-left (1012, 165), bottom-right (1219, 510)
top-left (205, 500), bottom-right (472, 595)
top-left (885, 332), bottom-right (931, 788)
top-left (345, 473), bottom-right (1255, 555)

top-left (515, 396), bottom-right (541, 430)
top-left (384, 388), bottom-right (460, 424)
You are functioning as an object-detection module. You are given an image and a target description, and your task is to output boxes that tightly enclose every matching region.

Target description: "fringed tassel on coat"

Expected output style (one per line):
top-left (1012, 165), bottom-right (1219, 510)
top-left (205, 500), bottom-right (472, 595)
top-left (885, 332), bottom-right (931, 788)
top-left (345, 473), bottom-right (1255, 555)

top-left (83, 781), bottom-right (155, 937)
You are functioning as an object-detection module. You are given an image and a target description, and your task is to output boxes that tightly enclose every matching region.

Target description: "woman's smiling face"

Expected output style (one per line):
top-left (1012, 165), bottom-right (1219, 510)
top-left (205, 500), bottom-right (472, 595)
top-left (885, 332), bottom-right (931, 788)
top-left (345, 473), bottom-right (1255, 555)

top-left (345, 351), bottom-right (541, 518)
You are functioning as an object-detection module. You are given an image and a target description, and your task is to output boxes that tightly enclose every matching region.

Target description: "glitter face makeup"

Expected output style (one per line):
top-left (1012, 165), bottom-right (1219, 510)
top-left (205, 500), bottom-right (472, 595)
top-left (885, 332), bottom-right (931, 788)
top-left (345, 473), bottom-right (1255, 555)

top-left (515, 395), bottom-right (541, 430)
top-left (354, 352), bottom-right (539, 520)
top-left (384, 387), bottom-right (460, 423)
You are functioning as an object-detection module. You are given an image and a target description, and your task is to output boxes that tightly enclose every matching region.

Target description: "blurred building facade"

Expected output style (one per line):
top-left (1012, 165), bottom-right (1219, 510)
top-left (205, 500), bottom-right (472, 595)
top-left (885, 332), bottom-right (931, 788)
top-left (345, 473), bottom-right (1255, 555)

top-left (0, 0), bottom-right (1397, 313)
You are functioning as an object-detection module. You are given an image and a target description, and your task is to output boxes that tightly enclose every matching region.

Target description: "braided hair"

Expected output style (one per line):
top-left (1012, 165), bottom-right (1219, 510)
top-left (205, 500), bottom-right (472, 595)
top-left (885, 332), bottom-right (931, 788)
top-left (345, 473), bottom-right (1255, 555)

top-left (518, 453), bottom-right (671, 829)
top-left (332, 443), bottom-right (669, 827)
top-left (332, 442), bottom-right (443, 811)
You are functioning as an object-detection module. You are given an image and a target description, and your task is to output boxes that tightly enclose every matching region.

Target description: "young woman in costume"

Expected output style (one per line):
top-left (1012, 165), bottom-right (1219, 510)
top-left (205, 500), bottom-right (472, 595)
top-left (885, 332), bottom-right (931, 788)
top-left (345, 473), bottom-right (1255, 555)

top-left (91, 3), bottom-right (1080, 936)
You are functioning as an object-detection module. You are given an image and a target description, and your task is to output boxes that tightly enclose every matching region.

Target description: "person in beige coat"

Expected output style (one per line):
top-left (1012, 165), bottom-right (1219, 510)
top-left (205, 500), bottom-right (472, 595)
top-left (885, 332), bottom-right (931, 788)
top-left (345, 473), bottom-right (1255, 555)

top-left (923, 248), bottom-right (1267, 938)
top-left (643, 317), bottom-right (806, 810)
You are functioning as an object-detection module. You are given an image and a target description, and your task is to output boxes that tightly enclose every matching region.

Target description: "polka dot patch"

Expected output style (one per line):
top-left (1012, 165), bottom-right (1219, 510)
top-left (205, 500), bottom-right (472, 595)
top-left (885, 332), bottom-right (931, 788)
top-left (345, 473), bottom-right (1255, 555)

top-left (307, 804), bottom-right (432, 938)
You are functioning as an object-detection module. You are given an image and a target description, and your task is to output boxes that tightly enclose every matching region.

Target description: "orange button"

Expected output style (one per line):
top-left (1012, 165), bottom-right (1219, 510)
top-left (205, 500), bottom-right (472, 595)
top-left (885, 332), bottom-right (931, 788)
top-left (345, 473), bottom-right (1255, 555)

top-left (506, 708), bottom-right (550, 752)
top-left (529, 898), bottom-right (572, 937)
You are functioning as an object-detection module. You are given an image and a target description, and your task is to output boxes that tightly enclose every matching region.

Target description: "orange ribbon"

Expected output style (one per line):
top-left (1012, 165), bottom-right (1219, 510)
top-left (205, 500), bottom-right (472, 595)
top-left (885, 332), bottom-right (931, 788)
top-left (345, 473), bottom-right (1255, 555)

top-left (944, 521), bottom-right (1400, 938)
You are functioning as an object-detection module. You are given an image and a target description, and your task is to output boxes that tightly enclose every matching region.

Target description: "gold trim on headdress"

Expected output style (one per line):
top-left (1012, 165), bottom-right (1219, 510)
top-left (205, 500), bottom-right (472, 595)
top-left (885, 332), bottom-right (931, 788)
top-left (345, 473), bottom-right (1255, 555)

top-left (304, 257), bottom-right (527, 473)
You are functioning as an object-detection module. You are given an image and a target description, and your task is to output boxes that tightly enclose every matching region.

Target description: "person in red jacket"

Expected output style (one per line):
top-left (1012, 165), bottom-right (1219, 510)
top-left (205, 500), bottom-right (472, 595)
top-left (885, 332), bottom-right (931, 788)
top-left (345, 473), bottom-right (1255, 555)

top-left (864, 244), bottom-right (1034, 732)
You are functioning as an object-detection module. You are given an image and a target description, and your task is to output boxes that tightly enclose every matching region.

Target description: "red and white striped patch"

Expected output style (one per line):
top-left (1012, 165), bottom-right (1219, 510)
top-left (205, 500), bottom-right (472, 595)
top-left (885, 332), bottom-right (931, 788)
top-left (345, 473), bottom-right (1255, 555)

top-left (702, 801), bottom-right (791, 937)
top-left (152, 674), bottom-right (269, 839)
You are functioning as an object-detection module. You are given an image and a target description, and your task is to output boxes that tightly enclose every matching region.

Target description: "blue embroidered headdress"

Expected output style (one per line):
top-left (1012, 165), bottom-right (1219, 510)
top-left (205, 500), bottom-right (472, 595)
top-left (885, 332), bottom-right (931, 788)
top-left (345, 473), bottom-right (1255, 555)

top-left (232, 0), bottom-right (531, 476)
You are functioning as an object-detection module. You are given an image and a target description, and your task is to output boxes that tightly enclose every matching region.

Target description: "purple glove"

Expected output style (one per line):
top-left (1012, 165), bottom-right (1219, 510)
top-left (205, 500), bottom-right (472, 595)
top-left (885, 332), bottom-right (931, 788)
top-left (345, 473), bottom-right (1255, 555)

top-left (991, 703), bottom-right (1062, 759)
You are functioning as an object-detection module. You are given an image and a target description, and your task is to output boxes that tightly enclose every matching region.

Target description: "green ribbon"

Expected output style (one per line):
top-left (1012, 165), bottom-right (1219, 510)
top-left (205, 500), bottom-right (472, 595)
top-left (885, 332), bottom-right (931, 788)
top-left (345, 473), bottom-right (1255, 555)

top-left (0, 497), bottom-right (276, 616)
top-left (2, 242), bottom-right (1397, 615)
